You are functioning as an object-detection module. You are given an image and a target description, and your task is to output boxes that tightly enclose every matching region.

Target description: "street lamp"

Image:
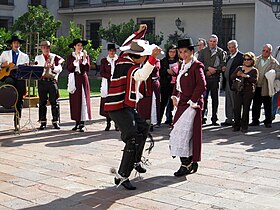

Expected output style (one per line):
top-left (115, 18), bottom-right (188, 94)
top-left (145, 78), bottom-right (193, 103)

top-left (175, 18), bottom-right (184, 33)
top-left (271, 0), bottom-right (280, 20)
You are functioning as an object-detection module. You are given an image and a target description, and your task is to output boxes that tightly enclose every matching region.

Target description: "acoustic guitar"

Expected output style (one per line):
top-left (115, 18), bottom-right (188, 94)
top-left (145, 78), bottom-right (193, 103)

top-left (0, 63), bottom-right (16, 80)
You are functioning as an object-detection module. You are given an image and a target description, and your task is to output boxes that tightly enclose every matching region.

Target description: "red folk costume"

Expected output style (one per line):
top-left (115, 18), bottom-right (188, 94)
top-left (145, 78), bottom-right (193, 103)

top-left (171, 59), bottom-right (206, 162)
top-left (66, 52), bottom-right (92, 122)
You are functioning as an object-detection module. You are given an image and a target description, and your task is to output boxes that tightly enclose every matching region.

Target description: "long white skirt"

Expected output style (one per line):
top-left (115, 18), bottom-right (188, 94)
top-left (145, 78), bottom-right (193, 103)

top-left (150, 92), bottom-right (157, 125)
top-left (80, 86), bottom-right (89, 121)
top-left (169, 106), bottom-right (196, 157)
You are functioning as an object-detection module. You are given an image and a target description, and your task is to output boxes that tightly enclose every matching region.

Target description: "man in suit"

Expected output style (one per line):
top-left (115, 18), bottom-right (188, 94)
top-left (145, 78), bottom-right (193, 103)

top-left (198, 34), bottom-right (226, 125)
top-left (250, 44), bottom-right (280, 128)
top-left (221, 40), bottom-right (243, 126)
top-left (0, 35), bottom-right (29, 130)
top-left (35, 40), bottom-right (64, 130)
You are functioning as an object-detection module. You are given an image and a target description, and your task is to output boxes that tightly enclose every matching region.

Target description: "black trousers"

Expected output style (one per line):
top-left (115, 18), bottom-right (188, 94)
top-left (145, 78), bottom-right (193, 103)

top-left (233, 91), bottom-right (254, 130)
top-left (159, 83), bottom-right (174, 124)
top-left (4, 77), bottom-right (25, 121)
top-left (251, 87), bottom-right (272, 125)
top-left (203, 78), bottom-right (219, 123)
top-left (109, 107), bottom-right (149, 177)
top-left (38, 79), bottom-right (59, 123)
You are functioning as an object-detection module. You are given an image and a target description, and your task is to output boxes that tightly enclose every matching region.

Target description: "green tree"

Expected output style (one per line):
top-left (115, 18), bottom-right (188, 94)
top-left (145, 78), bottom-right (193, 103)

top-left (164, 31), bottom-right (188, 51)
top-left (0, 28), bottom-right (12, 52)
top-left (51, 22), bottom-right (100, 65)
top-left (12, 5), bottom-right (61, 41)
top-left (98, 19), bottom-right (164, 46)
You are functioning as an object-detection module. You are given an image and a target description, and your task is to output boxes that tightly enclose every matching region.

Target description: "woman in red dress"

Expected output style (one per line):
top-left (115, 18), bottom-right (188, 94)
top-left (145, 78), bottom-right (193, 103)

top-left (170, 38), bottom-right (206, 176)
top-left (66, 39), bottom-right (91, 132)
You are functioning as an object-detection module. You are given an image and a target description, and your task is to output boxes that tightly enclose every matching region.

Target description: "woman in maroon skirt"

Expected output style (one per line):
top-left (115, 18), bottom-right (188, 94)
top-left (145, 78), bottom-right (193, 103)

top-left (169, 38), bottom-right (206, 177)
top-left (66, 38), bottom-right (91, 132)
top-left (99, 43), bottom-right (118, 131)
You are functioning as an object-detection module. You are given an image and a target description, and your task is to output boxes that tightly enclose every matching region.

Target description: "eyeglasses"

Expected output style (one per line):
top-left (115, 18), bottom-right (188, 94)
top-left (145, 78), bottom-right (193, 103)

top-left (243, 58), bottom-right (252, 61)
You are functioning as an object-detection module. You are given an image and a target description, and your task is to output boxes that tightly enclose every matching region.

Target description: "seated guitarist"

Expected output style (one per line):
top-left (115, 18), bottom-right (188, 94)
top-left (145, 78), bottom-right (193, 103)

top-left (0, 35), bottom-right (29, 131)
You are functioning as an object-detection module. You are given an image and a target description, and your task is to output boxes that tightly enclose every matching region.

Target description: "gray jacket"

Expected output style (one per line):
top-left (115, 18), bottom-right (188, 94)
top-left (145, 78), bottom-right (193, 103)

top-left (198, 46), bottom-right (226, 80)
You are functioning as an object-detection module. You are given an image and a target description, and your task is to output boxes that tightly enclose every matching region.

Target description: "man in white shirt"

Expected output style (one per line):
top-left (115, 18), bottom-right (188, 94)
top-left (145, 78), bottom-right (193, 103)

top-left (35, 40), bottom-right (64, 130)
top-left (0, 35), bottom-right (29, 130)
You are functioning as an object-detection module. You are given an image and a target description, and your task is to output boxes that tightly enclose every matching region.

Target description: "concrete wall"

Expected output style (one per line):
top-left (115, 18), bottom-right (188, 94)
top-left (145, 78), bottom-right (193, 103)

top-left (254, 1), bottom-right (280, 56)
top-left (71, 4), bottom-right (255, 61)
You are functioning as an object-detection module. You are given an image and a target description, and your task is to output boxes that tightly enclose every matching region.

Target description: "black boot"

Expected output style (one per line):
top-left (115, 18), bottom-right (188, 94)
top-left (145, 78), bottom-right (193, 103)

top-left (134, 162), bottom-right (146, 173)
top-left (114, 176), bottom-right (136, 190)
top-left (105, 123), bottom-right (111, 131)
top-left (72, 121), bottom-right (79, 131)
top-left (174, 157), bottom-right (192, 177)
top-left (39, 122), bottom-right (47, 130)
top-left (52, 122), bottom-right (60, 129)
top-left (78, 122), bottom-right (85, 132)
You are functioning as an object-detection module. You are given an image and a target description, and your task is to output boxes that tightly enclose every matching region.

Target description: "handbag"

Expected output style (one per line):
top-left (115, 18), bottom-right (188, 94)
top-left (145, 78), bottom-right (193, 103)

top-left (231, 77), bottom-right (244, 92)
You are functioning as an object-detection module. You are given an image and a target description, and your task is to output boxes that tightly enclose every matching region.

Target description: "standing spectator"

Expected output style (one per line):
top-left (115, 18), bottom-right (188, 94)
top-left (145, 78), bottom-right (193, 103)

top-left (271, 46), bottom-right (280, 120)
top-left (0, 35), bottom-right (29, 131)
top-left (221, 40), bottom-right (243, 126)
top-left (99, 43), bottom-right (118, 131)
top-left (35, 40), bottom-right (64, 130)
top-left (66, 38), bottom-right (91, 132)
top-left (194, 38), bottom-right (207, 58)
top-left (231, 52), bottom-right (258, 133)
top-left (159, 45), bottom-right (179, 125)
top-left (198, 34), bottom-right (226, 125)
top-left (169, 38), bottom-right (206, 177)
top-left (250, 44), bottom-right (280, 128)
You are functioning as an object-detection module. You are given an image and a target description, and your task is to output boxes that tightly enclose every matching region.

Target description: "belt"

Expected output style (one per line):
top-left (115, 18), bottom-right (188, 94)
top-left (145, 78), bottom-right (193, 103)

top-left (41, 78), bottom-right (55, 82)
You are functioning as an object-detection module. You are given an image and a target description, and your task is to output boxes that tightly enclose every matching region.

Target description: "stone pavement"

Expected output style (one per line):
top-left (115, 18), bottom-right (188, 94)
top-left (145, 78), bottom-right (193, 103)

top-left (0, 96), bottom-right (280, 210)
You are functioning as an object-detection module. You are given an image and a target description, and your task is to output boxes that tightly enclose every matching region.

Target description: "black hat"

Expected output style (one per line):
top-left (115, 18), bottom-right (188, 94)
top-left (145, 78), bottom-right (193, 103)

top-left (6, 35), bottom-right (24, 44)
top-left (177, 38), bottom-right (195, 49)
top-left (107, 43), bottom-right (116, 50)
top-left (68, 38), bottom-right (88, 48)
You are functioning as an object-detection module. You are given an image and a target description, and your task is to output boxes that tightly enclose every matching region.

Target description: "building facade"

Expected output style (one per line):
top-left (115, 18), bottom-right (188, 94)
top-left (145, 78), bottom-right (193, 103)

top-left (1, 0), bottom-right (280, 59)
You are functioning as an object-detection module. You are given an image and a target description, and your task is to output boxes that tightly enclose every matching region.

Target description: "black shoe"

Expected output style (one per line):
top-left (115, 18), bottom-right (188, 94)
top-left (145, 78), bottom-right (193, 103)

top-left (190, 162), bottom-right (198, 173)
top-left (221, 122), bottom-right (233, 126)
top-left (39, 123), bottom-right (46, 130)
top-left (72, 125), bottom-right (78, 131)
top-left (150, 125), bottom-right (154, 132)
top-left (174, 165), bottom-right (190, 177)
top-left (241, 128), bottom-right (248, 133)
top-left (249, 122), bottom-right (259, 126)
top-left (121, 179), bottom-right (136, 190)
top-left (78, 125), bottom-right (85, 132)
top-left (212, 122), bottom-right (219, 126)
top-left (134, 163), bottom-right (147, 173)
top-left (53, 122), bottom-right (60, 129)
top-left (105, 123), bottom-right (111, 131)
top-left (265, 123), bottom-right (272, 128)
top-left (115, 126), bottom-right (119, 131)
top-left (202, 118), bottom-right (207, 124)
top-left (233, 126), bottom-right (240, 132)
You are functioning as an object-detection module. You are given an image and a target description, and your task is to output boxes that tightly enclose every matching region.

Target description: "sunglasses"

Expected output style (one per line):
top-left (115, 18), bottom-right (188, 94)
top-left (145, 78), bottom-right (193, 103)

top-left (243, 58), bottom-right (252, 61)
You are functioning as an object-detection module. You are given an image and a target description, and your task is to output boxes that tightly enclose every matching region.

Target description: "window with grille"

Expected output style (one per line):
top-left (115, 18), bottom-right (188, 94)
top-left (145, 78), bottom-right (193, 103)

top-left (0, 16), bottom-right (13, 30)
top-left (86, 20), bottom-right (101, 49)
top-left (29, 0), bottom-right (46, 7)
top-left (221, 14), bottom-right (236, 50)
top-left (137, 17), bottom-right (155, 34)
top-left (75, 0), bottom-right (89, 5)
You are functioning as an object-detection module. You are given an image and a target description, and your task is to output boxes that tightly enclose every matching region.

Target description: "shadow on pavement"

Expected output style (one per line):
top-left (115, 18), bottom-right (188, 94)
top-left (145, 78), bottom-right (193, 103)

top-left (20, 175), bottom-right (187, 210)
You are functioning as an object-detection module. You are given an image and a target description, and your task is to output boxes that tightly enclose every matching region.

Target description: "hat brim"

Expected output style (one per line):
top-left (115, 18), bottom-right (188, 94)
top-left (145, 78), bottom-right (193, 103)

top-left (6, 38), bottom-right (24, 44)
top-left (68, 41), bottom-right (88, 48)
top-left (120, 44), bottom-right (162, 56)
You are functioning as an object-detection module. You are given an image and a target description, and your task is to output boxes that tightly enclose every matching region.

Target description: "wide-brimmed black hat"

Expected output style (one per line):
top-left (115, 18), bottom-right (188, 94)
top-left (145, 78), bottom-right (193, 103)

top-left (68, 38), bottom-right (88, 48)
top-left (6, 35), bottom-right (24, 44)
top-left (107, 43), bottom-right (116, 50)
top-left (177, 38), bottom-right (196, 49)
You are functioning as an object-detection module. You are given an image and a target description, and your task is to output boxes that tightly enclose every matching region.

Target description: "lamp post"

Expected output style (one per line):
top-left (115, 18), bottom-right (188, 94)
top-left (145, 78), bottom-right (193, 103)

top-left (271, 0), bottom-right (280, 20)
top-left (175, 18), bottom-right (184, 33)
top-left (212, 0), bottom-right (223, 37)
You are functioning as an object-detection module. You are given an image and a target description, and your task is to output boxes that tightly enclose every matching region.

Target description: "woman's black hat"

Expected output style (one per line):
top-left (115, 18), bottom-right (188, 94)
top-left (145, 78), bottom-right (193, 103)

top-left (107, 43), bottom-right (116, 50)
top-left (68, 38), bottom-right (88, 48)
top-left (177, 38), bottom-right (196, 49)
top-left (6, 35), bottom-right (24, 44)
